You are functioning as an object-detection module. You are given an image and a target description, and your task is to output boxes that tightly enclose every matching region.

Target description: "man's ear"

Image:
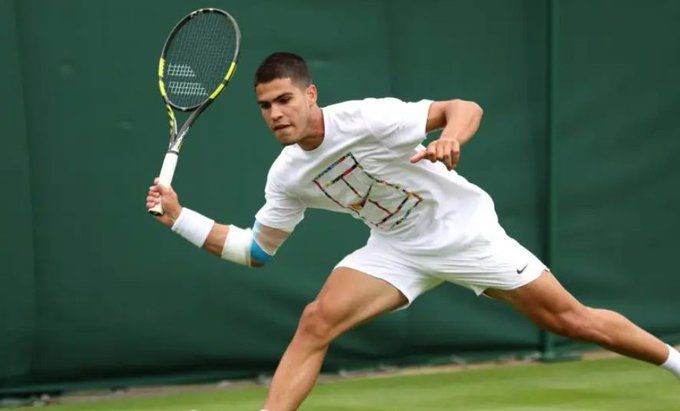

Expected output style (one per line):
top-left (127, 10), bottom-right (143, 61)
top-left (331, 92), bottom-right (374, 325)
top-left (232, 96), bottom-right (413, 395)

top-left (305, 84), bottom-right (318, 106)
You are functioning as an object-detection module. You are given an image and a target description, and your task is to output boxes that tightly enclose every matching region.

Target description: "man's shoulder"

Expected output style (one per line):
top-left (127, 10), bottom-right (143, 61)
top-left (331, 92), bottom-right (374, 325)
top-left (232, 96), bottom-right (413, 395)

top-left (324, 97), bottom-right (403, 114)
top-left (263, 147), bottom-right (298, 188)
top-left (268, 147), bottom-right (295, 174)
top-left (324, 98), bottom-right (406, 136)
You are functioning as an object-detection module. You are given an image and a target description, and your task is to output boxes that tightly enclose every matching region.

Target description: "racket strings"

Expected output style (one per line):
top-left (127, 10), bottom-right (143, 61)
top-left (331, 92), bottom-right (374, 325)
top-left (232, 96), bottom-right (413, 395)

top-left (164, 12), bottom-right (237, 108)
top-left (168, 81), bottom-right (207, 97)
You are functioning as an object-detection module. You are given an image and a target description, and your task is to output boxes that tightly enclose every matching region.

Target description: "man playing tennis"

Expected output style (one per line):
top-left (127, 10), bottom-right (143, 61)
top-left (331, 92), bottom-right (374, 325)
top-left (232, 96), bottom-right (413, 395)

top-left (146, 52), bottom-right (680, 411)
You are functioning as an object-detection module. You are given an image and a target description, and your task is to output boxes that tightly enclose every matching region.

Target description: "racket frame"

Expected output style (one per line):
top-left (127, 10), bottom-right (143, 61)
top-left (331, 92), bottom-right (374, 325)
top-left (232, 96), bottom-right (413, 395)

top-left (150, 8), bottom-right (240, 216)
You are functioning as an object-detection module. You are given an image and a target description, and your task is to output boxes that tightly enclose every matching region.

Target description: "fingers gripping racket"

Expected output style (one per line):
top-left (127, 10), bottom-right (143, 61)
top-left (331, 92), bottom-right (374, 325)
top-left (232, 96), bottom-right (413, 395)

top-left (149, 8), bottom-right (241, 216)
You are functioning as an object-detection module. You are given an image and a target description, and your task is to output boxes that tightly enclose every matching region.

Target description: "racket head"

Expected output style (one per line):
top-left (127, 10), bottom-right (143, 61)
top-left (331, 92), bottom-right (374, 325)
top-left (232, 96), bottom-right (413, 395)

top-left (158, 8), bottom-right (240, 112)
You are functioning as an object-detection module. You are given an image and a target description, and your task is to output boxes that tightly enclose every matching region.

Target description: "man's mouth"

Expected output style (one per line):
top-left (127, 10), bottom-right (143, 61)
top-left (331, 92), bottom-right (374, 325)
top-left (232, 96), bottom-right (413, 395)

top-left (273, 124), bottom-right (291, 131)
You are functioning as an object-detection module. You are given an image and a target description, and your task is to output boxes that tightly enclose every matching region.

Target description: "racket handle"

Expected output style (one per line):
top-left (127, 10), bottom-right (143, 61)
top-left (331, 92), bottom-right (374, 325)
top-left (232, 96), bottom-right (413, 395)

top-left (149, 152), bottom-right (179, 216)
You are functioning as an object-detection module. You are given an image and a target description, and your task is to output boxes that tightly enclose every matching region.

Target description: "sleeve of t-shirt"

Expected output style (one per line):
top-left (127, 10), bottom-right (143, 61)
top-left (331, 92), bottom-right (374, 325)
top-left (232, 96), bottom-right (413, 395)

top-left (254, 172), bottom-right (305, 232)
top-left (359, 97), bottom-right (433, 157)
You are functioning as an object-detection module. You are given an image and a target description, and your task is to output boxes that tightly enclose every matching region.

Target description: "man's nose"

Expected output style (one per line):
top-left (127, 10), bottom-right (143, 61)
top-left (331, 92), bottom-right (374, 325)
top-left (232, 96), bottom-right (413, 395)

top-left (270, 105), bottom-right (283, 121)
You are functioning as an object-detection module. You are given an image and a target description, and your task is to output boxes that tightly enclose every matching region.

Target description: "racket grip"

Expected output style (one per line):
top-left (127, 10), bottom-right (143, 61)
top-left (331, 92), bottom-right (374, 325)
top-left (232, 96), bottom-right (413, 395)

top-left (149, 152), bottom-right (179, 216)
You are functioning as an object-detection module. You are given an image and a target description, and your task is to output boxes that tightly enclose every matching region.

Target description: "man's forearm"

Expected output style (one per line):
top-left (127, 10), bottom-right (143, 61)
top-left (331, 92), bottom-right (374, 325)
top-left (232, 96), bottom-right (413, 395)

top-left (176, 213), bottom-right (258, 267)
top-left (202, 222), bottom-right (229, 257)
top-left (440, 99), bottom-right (483, 146)
top-left (168, 204), bottom-right (289, 267)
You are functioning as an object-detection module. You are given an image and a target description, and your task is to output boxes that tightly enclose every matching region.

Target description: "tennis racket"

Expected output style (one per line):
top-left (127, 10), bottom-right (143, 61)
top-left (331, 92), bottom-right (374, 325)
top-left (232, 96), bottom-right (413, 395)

top-left (149, 8), bottom-right (241, 216)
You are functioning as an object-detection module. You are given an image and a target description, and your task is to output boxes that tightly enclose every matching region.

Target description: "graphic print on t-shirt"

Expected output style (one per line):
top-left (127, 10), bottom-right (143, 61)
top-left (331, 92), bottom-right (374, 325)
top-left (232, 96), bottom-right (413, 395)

top-left (313, 153), bottom-right (422, 230)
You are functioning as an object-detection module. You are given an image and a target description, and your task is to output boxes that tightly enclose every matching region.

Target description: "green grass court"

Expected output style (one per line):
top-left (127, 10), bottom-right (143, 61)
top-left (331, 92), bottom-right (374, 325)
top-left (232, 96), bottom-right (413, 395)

top-left (17, 357), bottom-right (680, 411)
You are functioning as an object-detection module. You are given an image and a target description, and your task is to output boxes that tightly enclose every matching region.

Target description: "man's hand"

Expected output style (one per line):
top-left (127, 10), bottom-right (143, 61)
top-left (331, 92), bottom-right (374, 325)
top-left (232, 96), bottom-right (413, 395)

top-left (409, 136), bottom-right (461, 170)
top-left (412, 99), bottom-right (482, 170)
top-left (146, 178), bottom-right (182, 227)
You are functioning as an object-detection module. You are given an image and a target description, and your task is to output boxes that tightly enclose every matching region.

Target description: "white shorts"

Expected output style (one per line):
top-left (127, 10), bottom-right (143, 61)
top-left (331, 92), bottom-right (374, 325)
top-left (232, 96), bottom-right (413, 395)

top-left (335, 230), bottom-right (547, 308)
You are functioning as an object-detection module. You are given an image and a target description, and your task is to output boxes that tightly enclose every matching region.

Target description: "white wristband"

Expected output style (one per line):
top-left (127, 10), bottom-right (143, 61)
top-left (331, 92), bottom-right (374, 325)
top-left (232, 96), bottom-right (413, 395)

top-left (171, 207), bottom-right (214, 248)
top-left (221, 225), bottom-right (253, 266)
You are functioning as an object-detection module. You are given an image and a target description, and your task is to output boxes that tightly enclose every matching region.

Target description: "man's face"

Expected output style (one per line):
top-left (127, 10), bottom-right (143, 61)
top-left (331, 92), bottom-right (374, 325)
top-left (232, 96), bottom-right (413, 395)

top-left (255, 77), bottom-right (316, 146)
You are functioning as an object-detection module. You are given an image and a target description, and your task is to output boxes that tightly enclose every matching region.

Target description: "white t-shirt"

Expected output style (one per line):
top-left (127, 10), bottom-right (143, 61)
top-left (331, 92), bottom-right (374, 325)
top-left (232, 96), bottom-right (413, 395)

top-left (254, 97), bottom-right (503, 253)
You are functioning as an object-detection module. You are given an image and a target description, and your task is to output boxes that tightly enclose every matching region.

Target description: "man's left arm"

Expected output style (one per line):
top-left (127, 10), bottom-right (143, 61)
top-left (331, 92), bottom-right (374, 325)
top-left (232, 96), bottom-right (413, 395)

top-left (409, 99), bottom-right (483, 170)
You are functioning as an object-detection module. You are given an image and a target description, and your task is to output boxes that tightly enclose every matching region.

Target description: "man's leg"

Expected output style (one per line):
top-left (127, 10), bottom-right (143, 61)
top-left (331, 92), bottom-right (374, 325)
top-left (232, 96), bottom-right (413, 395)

top-left (485, 270), bottom-right (673, 366)
top-left (262, 267), bottom-right (408, 411)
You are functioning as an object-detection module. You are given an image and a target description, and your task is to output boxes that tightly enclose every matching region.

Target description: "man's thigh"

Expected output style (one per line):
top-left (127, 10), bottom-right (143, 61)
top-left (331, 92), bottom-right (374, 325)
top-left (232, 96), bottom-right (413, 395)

top-left (313, 267), bottom-right (409, 333)
top-left (484, 270), bottom-right (584, 321)
top-left (335, 240), bottom-right (443, 309)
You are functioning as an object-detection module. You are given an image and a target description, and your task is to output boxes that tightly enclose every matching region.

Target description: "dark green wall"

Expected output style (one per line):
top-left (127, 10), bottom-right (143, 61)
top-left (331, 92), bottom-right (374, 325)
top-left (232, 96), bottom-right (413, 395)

top-left (551, 0), bottom-right (680, 350)
top-left (0, 0), bottom-right (36, 386)
top-left (1, 0), bottom-right (679, 394)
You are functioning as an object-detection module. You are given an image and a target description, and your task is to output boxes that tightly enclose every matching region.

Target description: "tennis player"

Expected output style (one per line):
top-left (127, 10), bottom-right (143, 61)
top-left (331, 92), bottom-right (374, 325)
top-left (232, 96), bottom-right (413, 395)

top-left (146, 52), bottom-right (680, 411)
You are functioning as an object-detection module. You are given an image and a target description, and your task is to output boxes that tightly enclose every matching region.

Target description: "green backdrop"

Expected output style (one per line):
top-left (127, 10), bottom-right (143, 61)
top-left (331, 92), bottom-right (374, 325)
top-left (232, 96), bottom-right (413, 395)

top-left (1, 0), bottom-right (679, 395)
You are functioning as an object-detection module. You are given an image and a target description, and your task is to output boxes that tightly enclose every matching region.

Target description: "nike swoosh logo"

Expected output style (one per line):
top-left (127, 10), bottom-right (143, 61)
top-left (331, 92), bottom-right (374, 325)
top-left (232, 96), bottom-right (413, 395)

top-left (516, 263), bottom-right (529, 274)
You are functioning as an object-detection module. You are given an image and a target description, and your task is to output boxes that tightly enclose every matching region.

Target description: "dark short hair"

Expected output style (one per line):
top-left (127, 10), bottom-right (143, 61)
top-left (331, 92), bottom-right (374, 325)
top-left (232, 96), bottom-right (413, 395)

top-left (254, 52), bottom-right (312, 88)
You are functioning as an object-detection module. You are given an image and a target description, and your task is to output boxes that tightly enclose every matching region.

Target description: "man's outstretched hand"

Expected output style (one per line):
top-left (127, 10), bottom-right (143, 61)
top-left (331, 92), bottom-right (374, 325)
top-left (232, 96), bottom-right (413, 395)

top-left (146, 178), bottom-right (182, 227)
top-left (409, 136), bottom-right (461, 171)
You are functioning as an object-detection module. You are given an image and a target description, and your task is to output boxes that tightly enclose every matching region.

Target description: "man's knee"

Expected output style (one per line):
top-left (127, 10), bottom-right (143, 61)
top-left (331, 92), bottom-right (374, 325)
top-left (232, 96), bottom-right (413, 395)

top-left (295, 299), bottom-right (347, 346)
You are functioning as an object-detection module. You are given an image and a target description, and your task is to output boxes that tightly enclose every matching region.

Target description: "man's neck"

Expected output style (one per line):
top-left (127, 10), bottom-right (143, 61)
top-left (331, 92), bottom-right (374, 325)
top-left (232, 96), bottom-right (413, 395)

top-left (297, 106), bottom-right (324, 151)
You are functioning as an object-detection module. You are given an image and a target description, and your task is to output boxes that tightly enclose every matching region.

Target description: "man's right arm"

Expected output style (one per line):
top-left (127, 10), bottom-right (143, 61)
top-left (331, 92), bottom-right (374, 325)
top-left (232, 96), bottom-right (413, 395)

top-left (146, 180), bottom-right (291, 268)
top-left (202, 223), bottom-right (230, 257)
top-left (202, 221), bottom-right (290, 267)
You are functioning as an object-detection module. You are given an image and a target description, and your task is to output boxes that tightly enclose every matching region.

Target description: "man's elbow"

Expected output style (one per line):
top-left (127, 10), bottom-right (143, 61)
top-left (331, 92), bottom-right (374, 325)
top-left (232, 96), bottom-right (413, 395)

top-left (453, 99), bottom-right (483, 119)
top-left (472, 101), bottom-right (483, 125)
top-left (473, 101), bottom-right (483, 118)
